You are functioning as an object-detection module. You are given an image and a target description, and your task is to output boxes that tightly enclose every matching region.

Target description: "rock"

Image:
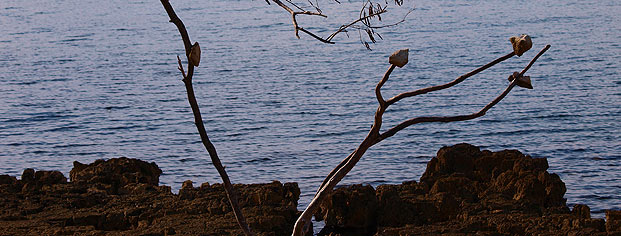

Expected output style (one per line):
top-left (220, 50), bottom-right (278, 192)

top-left (606, 210), bottom-right (621, 232)
top-left (538, 172), bottom-right (567, 207)
top-left (510, 34), bottom-right (532, 56)
top-left (181, 180), bottom-right (193, 189)
top-left (512, 173), bottom-right (546, 206)
top-left (388, 49), bottom-right (409, 68)
top-left (572, 204), bottom-right (591, 219)
top-left (165, 227), bottom-right (176, 235)
top-left (0, 148), bottom-right (614, 236)
top-left (34, 170), bottom-right (67, 185)
top-left (420, 143), bottom-right (481, 186)
top-left (21, 168), bottom-right (35, 181)
top-left (70, 157), bottom-right (161, 194)
top-left (316, 184), bottom-right (378, 234)
top-left (102, 212), bottom-right (130, 230)
top-left (317, 143), bottom-right (609, 235)
top-left (0, 175), bottom-right (17, 185)
top-left (375, 184), bottom-right (419, 227)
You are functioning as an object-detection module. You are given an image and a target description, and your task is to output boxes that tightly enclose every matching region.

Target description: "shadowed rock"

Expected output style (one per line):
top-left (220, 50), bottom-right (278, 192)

top-left (317, 143), bottom-right (614, 236)
top-left (0, 157), bottom-right (305, 235)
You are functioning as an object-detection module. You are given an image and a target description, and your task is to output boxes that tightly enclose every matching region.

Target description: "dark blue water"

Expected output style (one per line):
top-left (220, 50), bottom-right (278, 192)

top-left (1, 0), bottom-right (619, 218)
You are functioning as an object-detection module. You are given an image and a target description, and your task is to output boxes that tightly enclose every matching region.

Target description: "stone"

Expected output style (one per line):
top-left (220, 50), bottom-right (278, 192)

top-left (69, 157), bottom-right (162, 193)
top-left (572, 204), bottom-right (590, 219)
top-left (0, 175), bottom-right (17, 185)
top-left (510, 34), bottom-right (532, 56)
top-left (181, 180), bottom-right (193, 189)
top-left (316, 184), bottom-right (378, 234)
top-left (21, 168), bottom-right (35, 181)
top-left (606, 210), bottom-right (621, 232)
top-left (388, 49), bottom-right (409, 67)
top-left (34, 170), bottom-right (67, 185)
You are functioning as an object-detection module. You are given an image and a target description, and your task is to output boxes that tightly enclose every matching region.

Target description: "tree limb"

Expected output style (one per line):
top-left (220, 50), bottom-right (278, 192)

top-left (315, 50), bottom-right (515, 197)
top-left (385, 51), bottom-right (515, 106)
top-left (295, 44), bottom-right (551, 236)
top-left (160, 1), bottom-right (253, 235)
top-left (378, 45), bottom-right (550, 142)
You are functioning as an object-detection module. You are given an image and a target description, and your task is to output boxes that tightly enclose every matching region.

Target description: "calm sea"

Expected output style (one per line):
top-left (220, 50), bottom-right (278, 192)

top-left (1, 0), bottom-right (619, 218)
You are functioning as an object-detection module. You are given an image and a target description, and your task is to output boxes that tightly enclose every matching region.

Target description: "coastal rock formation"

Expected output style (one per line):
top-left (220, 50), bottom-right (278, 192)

top-left (317, 143), bottom-right (618, 235)
top-left (1, 144), bottom-right (618, 235)
top-left (0, 158), bottom-right (302, 235)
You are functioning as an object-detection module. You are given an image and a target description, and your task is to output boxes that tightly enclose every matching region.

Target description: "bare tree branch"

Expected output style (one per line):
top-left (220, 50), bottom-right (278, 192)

top-left (379, 45), bottom-right (550, 142)
top-left (315, 49), bottom-right (516, 197)
top-left (385, 51), bottom-right (515, 106)
top-left (268, 0), bottom-right (412, 47)
top-left (160, 1), bottom-right (253, 235)
top-left (270, 0), bottom-right (327, 39)
top-left (294, 43), bottom-right (551, 236)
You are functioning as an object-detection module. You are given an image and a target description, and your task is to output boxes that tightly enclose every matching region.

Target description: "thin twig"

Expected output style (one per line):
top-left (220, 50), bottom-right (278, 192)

top-left (177, 55), bottom-right (187, 79)
top-left (271, 0), bottom-right (326, 39)
top-left (270, 0), bottom-right (409, 45)
top-left (326, 10), bottom-right (387, 42)
top-left (160, 1), bottom-right (253, 235)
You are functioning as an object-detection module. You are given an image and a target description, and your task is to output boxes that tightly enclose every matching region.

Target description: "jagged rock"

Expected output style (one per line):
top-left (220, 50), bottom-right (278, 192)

top-left (70, 157), bottom-right (161, 194)
top-left (573, 204), bottom-right (591, 219)
top-left (0, 158), bottom-right (304, 235)
top-left (34, 170), bottom-right (67, 185)
top-left (21, 168), bottom-right (35, 181)
top-left (0, 147), bottom-right (615, 236)
top-left (316, 184), bottom-right (378, 235)
top-left (0, 175), bottom-right (17, 185)
top-left (606, 210), bottom-right (621, 232)
top-left (420, 143), bottom-right (481, 186)
top-left (318, 143), bottom-right (608, 235)
top-left (181, 180), bottom-right (193, 189)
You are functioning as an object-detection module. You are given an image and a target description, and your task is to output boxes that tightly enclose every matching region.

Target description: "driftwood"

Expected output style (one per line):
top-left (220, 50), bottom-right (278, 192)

top-left (159, 1), bottom-right (253, 235)
top-left (292, 42), bottom-right (551, 235)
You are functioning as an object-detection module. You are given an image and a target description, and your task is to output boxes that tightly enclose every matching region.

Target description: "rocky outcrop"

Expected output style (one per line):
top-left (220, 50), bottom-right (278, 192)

top-left (315, 184), bottom-right (378, 235)
top-left (0, 157), bottom-right (303, 236)
top-left (69, 157), bottom-right (161, 194)
top-left (1, 144), bottom-right (618, 235)
top-left (316, 143), bottom-right (616, 235)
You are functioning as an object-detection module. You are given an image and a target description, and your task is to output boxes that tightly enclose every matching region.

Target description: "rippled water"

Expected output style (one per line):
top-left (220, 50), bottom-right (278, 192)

top-left (1, 0), bottom-right (619, 218)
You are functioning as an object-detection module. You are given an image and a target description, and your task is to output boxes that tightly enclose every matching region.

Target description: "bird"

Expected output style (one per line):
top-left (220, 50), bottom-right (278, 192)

top-left (510, 34), bottom-right (532, 57)
top-left (189, 42), bottom-right (201, 67)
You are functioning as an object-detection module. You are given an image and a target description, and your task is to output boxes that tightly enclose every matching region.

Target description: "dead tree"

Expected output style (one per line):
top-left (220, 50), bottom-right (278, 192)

top-left (160, 1), bottom-right (253, 235)
top-left (292, 36), bottom-right (551, 235)
top-left (159, 0), bottom-right (412, 234)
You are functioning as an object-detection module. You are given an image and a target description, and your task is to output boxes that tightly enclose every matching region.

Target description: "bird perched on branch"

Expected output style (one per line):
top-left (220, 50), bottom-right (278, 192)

top-left (189, 42), bottom-right (201, 66)
top-left (510, 34), bottom-right (532, 57)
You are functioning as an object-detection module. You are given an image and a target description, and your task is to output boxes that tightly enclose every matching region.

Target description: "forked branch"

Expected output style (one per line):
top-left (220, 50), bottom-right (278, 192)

top-left (160, 1), bottom-right (253, 235)
top-left (294, 39), bottom-right (551, 235)
top-left (269, 0), bottom-right (412, 47)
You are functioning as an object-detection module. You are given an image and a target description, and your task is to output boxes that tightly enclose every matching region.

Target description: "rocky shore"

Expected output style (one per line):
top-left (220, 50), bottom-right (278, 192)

top-left (0, 143), bottom-right (619, 235)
